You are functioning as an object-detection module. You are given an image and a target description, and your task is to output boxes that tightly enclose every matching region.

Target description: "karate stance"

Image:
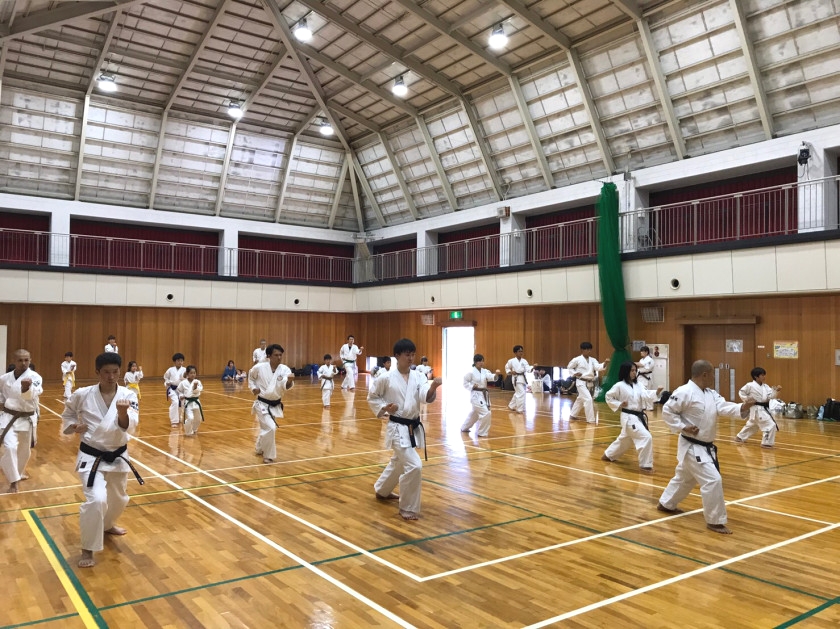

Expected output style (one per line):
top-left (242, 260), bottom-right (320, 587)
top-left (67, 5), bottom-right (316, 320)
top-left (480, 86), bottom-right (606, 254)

top-left (602, 362), bottom-right (662, 472)
top-left (735, 367), bottom-right (781, 448)
top-left (461, 354), bottom-right (501, 437)
top-left (369, 338), bottom-right (441, 520)
top-left (61, 352), bottom-right (77, 399)
top-left (318, 354), bottom-right (338, 408)
top-left (339, 335), bottom-right (364, 390)
top-left (62, 352), bottom-right (142, 568)
top-left (253, 339), bottom-right (267, 364)
top-left (177, 366), bottom-right (203, 436)
top-left (568, 342), bottom-right (609, 423)
top-left (657, 360), bottom-right (754, 534)
top-left (0, 349), bottom-right (43, 493)
top-left (163, 353), bottom-right (186, 427)
top-left (249, 344), bottom-right (294, 463)
top-left (505, 345), bottom-right (532, 413)
top-left (123, 362), bottom-right (143, 400)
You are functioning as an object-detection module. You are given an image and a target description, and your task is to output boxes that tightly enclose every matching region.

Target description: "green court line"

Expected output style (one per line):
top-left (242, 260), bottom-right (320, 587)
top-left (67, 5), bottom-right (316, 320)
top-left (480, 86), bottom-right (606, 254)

top-left (0, 613), bottom-right (78, 629)
top-left (774, 597), bottom-right (839, 628)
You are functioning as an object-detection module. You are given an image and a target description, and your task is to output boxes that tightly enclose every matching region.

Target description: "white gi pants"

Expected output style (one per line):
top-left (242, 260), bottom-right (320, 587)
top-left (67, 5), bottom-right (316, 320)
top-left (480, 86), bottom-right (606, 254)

top-left (0, 422), bottom-right (33, 483)
top-left (78, 468), bottom-right (129, 552)
top-left (461, 399), bottom-right (492, 436)
top-left (183, 402), bottom-right (200, 436)
top-left (637, 375), bottom-right (654, 409)
top-left (659, 449), bottom-right (727, 525)
top-left (341, 363), bottom-right (357, 389)
top-left (321, 383), bottom-right (333, 406)
top-left (570, 380), bottom-right (597, 423)
top-left (604, 412), bottom-right (653, 468)
top-left (64, 379), bottom-right (73, 399)
top-left (167, 387), bottom-right (180, 426)
top-left (255, 407), bottom-right (280, 461)
top-left (375, 445), bottom-right (422, 514)
top-left (508, 375), bottom-right (526, 412)
top-left (736, 409), bottom-right (777, 447)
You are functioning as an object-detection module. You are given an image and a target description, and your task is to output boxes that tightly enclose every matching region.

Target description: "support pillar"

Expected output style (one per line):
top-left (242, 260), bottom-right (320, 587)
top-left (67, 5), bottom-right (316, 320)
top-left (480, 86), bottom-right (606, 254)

top-left (49, 209), bottom-right (70, 267)
top-left (219, 227), bottom-right (238, 277)
top-left (417, 229), bottom-right (437, 277)
top-left (500, 212), bottom-right (526, 267)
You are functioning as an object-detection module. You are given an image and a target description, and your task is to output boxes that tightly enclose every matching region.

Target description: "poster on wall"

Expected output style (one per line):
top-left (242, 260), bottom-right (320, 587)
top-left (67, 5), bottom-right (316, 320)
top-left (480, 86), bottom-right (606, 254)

top-left (773, 341), bottom-right (799, 359)
top-left (726, 339), bottom-right (743, 353)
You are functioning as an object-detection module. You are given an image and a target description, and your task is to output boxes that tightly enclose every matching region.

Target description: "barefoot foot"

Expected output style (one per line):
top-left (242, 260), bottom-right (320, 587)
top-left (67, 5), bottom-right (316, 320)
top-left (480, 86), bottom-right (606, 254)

top-left (399, 509), bottom-right (419, 520)
top-left (7, 482), bottom-right (18, 494)
top-left (105, 526), bottom-right (127, 536)
top-left (733, 437), bottom-right (744, 443)
top-left (707, 523), bottom-right (732, 534)
top-left (263, 458), bottom-right (274, 464)
top-left (760, 444), bottom-right (773, 449)
top-left (639, 466), bottom-right (654, 473)
top-left (20, 473), bottom-right (29, 480)
top-left (601, 454), bottom-right (612, 462)
top-left (375, 492), bottom-right (399, 501)
top-left (79, 550), bottom-right (96, 568)
top-left (657, 503), bottom-right (684, 515)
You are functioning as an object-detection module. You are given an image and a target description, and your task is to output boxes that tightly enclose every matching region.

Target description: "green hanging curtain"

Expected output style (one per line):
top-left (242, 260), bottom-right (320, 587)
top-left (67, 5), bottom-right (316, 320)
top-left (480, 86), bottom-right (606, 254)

top-left (595, 182), bottom-right (631, 401)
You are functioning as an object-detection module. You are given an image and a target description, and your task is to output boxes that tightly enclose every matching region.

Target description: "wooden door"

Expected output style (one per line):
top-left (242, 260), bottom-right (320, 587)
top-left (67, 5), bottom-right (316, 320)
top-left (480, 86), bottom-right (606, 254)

top-left (685, 324), bottom-right (755, 400)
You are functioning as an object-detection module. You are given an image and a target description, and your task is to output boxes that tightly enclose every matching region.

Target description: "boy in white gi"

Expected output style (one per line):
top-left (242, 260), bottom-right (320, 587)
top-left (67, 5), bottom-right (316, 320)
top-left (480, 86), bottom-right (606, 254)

top-left (104, 335), bottom-right (118, 354)
top-left (163, 353), bottom-right (186, 427)
top-left (339, 335), bottom-right (364, 390)
top-left (369, 338), bottom-right (442, 520)
top-left (602, 361), bottom-right (663, 472)
top-left (505, 345), bottom-right (532, 413)
top-left (416, 357), bottom-right (433, 380)
top-left (1, 349), bottom-right (43, 493)
top-left (249, 344), bottom-right (294, 463)
top-left (735, 367), bottom-right (781, 448)
top-left (177, 365), bottom-right (203, 436)
top-left (124, 362), bottom-right (143, 400)
top-left (253, 339), bottom-right (267, 364)
top-left (317, 354), bottom-right (338, 408)
top-left (461, 354), bottom-right (501, 437)
top-left (657, 360), bottom-right (754, 534)
top-left (568, 342), bottom-right (609, 423)
top-left (61, 351), bottom-right (77, 399)
top-left (62, 352), bottom-right (141, 568)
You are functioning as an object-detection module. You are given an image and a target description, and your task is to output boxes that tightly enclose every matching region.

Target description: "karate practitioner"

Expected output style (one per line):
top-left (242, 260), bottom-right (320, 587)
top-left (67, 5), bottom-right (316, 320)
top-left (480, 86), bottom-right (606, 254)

top-left (61, 352), bottom-right (77, 399)
top-left (416, 357), bottom-right (433, 380)
top-left (0, 349), bottom-right (43, 493)
top-left (657, 359), bottom-right (754, 534)
top-left (62, 352), bottom-right (141, 568)
top-left (249, 344), bottom-right (294, 463)
top-left (339, 335), bottom-right (364, 390)
top-left (252, 339), bottom-right (267, 364)
top-left (369, 338), bottom-right (441, 520)
top-left (635, 346), bottom-right (654, 390)
top-left (123, 362), bottom-right (143, 400)
top-left (163, 353), bottom-right (186, 427)
top-left (602, 361), bottom-right (663, 472)
top-left (104, 335), bottom-right (118, 354)
top-left (735, 367), bottom-right (781, 448)
top-left (177, 366), bottom-right (203, 436)
top-left (461, 354), bottom-right (501, 437)
top-left (317, 354), bottom-right (338, 408)
top-left (568, 342), bottom-right (609, 423)
top-left (505, 345), bottom-right (532, 413)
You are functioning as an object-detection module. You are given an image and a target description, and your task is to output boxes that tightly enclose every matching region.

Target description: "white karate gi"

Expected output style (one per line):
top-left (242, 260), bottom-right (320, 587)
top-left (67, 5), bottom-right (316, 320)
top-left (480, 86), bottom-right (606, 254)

top-left (637, 355), bottom-right (654, 389)
top-left (317, 364), bottom-right (338, 406)
top-left (505, 357), bottom-right (531, 412)
top-left (252, 347), bottom-right (266, 364)
top-left (604, 381), bottom-right (660, 468)
top-left (61, 384), bottom-right (138, 553)
top-left (368, 369), bottom-right (435, 514)
top-left (658, 380), bottom-right (745, 525)
top-left (163, 366), bottom-right (186, 426)
top-left (416, 364), bottom-right (432, 380)
top-left (339, 343), bottom-right (363, 389)
top-left (177, 379), bottom-right (203, 435)
top-left (249, 361), bottom-right (292, 461)
top-left (736, 381), bottom-right (779, 447)
top-left (104, 343), bottom-right (118, 354)
top-left (0, 368), bottom-right (42, 484)
top-left (461, 367), bottom-right (496, 436)
top-left (567, 355), bottom-right (606, 423)
top-left (61, 360), bottom-right (77, 398)
top-left (124, 370), bottom-right (143, 400)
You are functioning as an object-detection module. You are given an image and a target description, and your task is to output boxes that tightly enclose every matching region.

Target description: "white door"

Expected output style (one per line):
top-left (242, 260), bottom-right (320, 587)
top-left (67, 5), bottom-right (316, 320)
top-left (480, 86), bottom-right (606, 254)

top-left (442, 326), bottom-right (475, 382)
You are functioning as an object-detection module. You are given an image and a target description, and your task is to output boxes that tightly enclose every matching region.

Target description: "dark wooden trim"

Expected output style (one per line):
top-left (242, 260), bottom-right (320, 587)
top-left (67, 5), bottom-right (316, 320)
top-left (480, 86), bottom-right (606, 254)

top-left (677, 317), bottom-right (758, 325)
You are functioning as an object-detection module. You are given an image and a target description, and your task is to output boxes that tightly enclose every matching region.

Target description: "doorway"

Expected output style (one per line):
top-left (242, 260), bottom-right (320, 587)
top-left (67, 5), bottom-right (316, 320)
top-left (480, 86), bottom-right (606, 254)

top-left (442, 326), bottom-right (475, 382)
top-left (684, 324), bottom-right (755, 400)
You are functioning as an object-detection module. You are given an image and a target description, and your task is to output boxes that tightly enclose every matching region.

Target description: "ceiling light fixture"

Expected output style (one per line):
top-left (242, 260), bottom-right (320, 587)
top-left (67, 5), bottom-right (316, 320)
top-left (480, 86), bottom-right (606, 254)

top-left (294, 17), bottom-right (312, 42)
top-left (488, 23), bottom-right (508, 50)
top-left (96, 73), bottom-right (118, 92)
top-left (392, 75), bottom-right (408, 97)
top-left (227, 101), bottom-right (244, 119)
top-left (319, 119), bottom-right (334, 136)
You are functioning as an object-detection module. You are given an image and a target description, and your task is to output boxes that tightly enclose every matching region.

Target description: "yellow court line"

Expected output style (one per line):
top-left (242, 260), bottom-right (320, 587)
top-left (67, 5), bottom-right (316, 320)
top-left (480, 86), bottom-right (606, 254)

top-left (22, 509), bottom-right (101, 629)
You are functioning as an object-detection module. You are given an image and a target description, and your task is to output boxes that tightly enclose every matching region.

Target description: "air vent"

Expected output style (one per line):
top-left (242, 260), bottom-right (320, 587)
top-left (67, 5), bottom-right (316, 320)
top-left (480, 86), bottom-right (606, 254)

top-left (641, 306), bottom-right (664, 323)
top-left (421, 313), bottom-right (435, 325)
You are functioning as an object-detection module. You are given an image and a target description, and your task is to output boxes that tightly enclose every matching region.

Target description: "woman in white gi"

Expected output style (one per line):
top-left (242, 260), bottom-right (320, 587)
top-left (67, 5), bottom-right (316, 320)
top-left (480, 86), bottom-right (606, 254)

top-left (249, 344), bottom-right (294, 463)
top-left (735, 367), bottom-right (781, 448)
top-left (61, 352), bottom-right (141, 568)
top-left (177, 365), bottom-right (203, 436)
top-left (123, 361), bottom-right (143, 400)
top-left (61, 352), bottom-right (77, 399)
top-left (505, 345), bottom-right (532, 413)
top-left (339, 335), bottom-right (364, 390)
top-left (461, 354), bottom-right (501, 437)
top-left (568, 342), bottom-right (609, 423)
top-left (657, 360), bottom-right (754, 534)
top-left (163, 353), bottom-right (186, 427)
top-left (317, 354), bottom-right (338, 408)
top-left (0, 349), bottom-right (42, 493)
top-left (602, 361), bottom-right (662, 471)
top-left (369, 338), bottom-right (441, 520)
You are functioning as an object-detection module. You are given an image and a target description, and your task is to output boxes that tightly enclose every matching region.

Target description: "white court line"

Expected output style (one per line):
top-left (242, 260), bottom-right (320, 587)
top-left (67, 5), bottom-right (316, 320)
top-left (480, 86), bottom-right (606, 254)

top-left (734, 503), bottom-right (834, 526)
top-left (130, 436), bottom-right (424, 582)
top-left (127, 457), bottom-right (415, 628)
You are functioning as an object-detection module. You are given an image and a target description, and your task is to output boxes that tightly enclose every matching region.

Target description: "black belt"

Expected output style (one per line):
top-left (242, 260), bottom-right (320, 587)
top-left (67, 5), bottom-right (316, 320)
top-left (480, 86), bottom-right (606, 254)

top-left (389, 415), bottom-right (427, 460)
top-left (79, 442), bottom-right (144, 487)
top-left (753, 401), bottom-right (779, 430)
top-left (621, 408), bottom-right (649, 432)
top-left (184, 397), bottom-right (204, 422)
top-left (1, 411), bottom-right (36, 447)
top-left (257, 396), bottom-right (284, 425)
top-left (166, 384), bottom-right (178, 400)
top-left (638, 373), bottom-right (651, 380)
top-left (681, 434), bottom-right (719, 472)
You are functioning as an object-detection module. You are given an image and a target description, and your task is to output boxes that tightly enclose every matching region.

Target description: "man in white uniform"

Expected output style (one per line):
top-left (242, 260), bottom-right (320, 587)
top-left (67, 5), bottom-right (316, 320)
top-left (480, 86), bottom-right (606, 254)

top-left (567, 342), bottom-right (609, 423)
top-left (163, 353), bottom-right (186, 427)
top-left (415, 357), bottom-right (433, 380)
top-left (657, 359), bottom-right (754, 534)
top-left (104, 335), bottom-right (118, 354)
top-left (505, 345), bottom-right (532, 413)
top-left (0, 349), bottom-right (43, 493)
top-left (249, 344), bottom-right (294, 463)
top-left (369, 338), bottom-right (441, 520)
top-left (62, 352), bottom-right (142, 568)
top-left (339, 335), bottom-right (364, 390)
top-left (252, 339), bottom-right (267, 364)
top-left (461, 354), bottom-right (501, 437)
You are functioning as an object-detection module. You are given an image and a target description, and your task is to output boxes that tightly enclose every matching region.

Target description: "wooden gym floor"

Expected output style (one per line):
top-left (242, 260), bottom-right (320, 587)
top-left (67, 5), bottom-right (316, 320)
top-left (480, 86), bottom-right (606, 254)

top-left (2, 377), bottom-right (838, 628)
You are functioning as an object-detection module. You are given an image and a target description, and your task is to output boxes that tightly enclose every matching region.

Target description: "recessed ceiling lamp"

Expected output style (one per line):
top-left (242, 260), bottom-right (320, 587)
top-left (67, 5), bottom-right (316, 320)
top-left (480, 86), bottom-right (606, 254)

top-left (96, 73), bottom-right (118, 92)
top-left (294, 17), bottom-right (312, 42)
top-left (391, 75), bottom-right (408, 97)
top-left (319, 119), bottom-right (334, 136)
top-left (227, 101), bottom-right (244, 119)
top-left (488, 23), bottom-right (508, 50)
